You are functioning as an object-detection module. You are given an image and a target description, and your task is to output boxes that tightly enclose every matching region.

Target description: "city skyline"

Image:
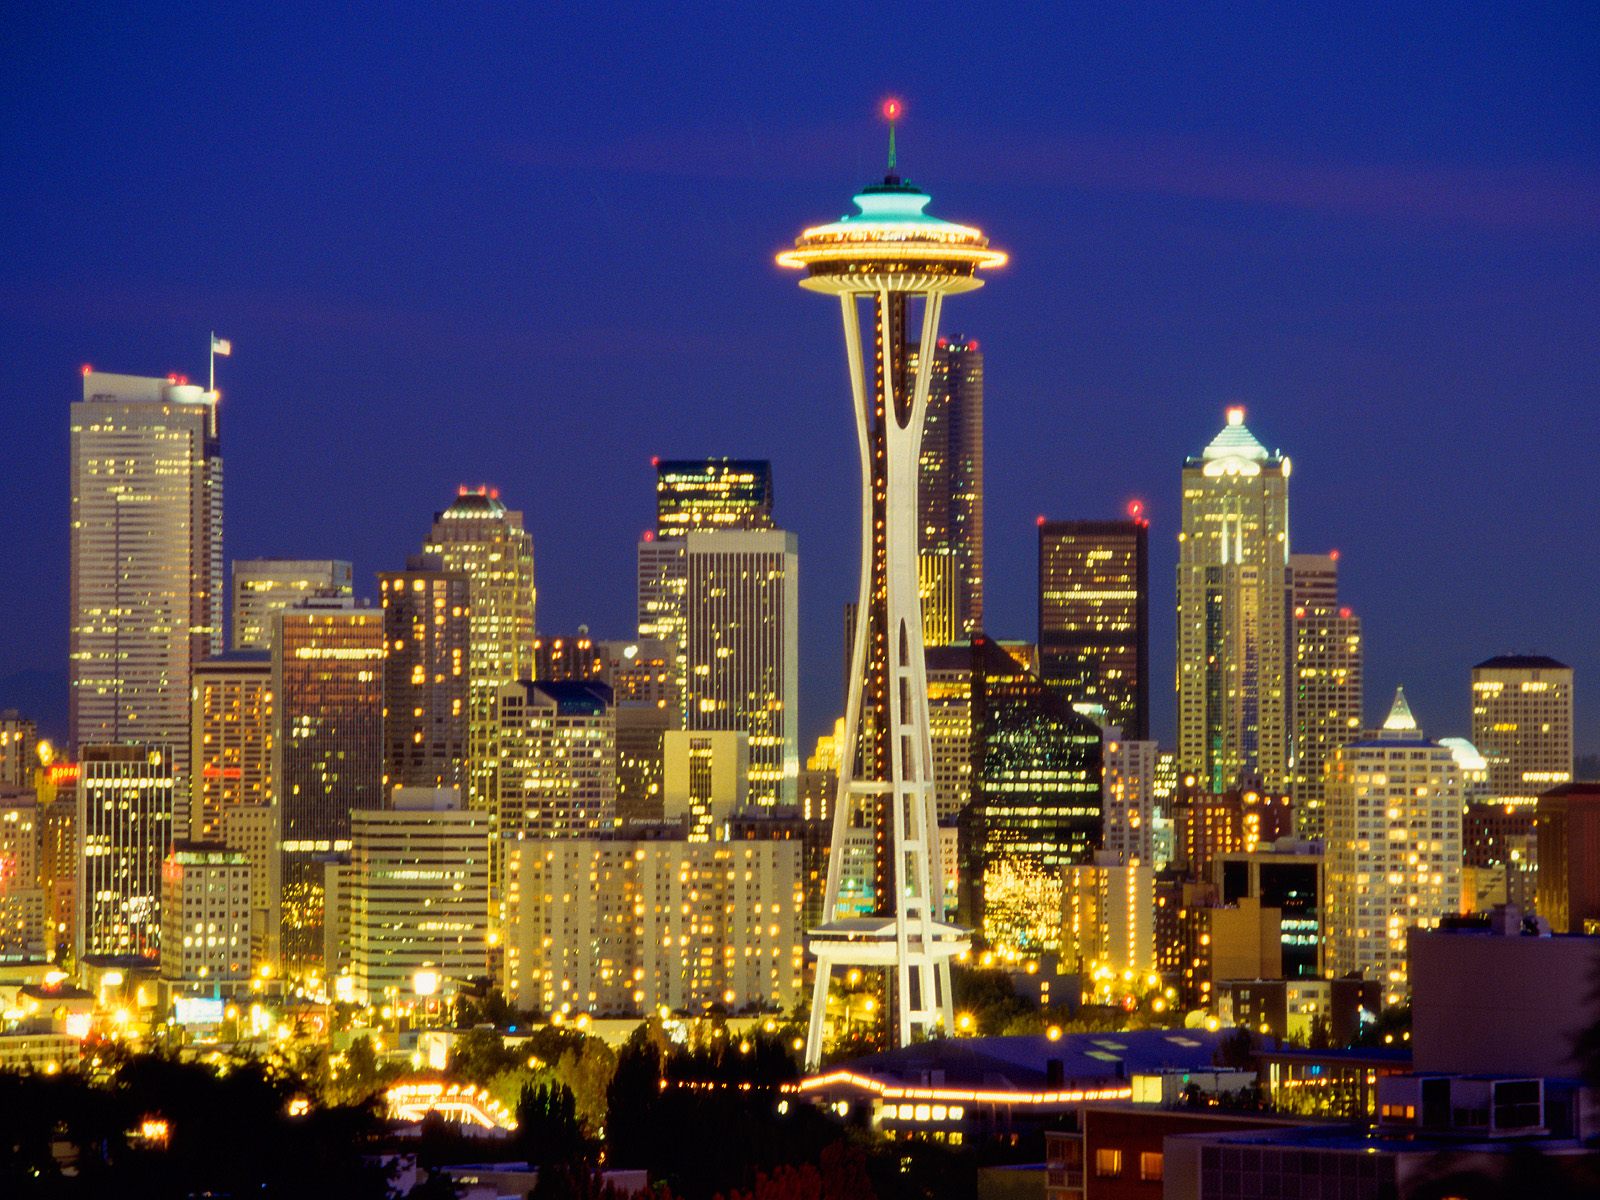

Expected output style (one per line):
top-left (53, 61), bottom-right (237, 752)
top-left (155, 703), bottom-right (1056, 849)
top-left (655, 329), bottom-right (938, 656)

top-left (3, 9), bottom-right (1597, 761)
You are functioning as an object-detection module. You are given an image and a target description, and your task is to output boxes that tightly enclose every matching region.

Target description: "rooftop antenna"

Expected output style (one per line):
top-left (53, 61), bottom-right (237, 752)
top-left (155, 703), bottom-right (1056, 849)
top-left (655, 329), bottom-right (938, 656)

top-left (882, 97), bottom-right (902, 178)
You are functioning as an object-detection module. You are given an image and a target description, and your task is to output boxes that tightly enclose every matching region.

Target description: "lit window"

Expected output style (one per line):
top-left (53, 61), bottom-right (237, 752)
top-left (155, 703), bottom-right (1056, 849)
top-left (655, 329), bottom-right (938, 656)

top-left (1139, 1151), bottom-right (1163, 1181)
top-left (1094, 1148), bottom-right (1122, 1177)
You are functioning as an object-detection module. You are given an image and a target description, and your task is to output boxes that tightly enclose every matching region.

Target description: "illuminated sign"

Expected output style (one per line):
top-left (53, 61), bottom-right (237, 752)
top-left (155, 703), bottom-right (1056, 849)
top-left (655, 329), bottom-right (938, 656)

top-left (173, 996), bottom-right (225, 1025)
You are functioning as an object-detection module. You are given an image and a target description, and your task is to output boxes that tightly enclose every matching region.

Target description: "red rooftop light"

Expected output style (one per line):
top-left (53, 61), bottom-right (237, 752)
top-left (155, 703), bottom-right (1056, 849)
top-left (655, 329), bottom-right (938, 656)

top-left (1036, 515), bottom-right (1046, 527)
top-left (1126, 500), bottom-right (1144, 521)
top-left (882, 98), bottom-right (902, 121)
top-left (642, 530), bottom-right (655, 543)
top-left (81, 364), bottom-right (92, 376)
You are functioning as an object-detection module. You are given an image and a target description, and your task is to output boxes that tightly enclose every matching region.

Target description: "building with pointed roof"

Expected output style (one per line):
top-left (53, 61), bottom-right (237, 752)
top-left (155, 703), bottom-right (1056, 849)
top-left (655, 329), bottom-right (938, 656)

top-left (1177, 407), bottom-right (1291, 794)
top-left (1325, 689), bottom-right (1463, 1005)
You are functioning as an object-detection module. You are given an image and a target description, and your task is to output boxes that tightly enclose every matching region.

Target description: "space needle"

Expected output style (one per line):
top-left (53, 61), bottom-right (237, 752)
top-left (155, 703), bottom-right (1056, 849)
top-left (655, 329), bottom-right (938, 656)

top-left (779, 101), bottom-right (1005, 1066)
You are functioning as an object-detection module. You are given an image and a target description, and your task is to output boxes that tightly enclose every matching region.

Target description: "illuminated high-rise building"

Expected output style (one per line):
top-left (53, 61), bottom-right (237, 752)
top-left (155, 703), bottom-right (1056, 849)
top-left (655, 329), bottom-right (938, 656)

top-left (348, 787), bottom-right (489, 1005)
top-left (662, 729), bottom-right (748, 840)
top-left (597, 638), bottom-right (678, 712)
top-left (76, 743), bottom-right (176, 961)
top-left (912, 338), bottom-right (984, 639)
top-left (70, 371), bottom-right (222, 791)
top-left (924, 646), bottom-right (975, 825)
top-left (638, 460), bottom-right (775, 723)
top-left (655, 458), bottom-right (774, 535)
top-left (780, 120), bottom-right (1003, 1060)
top-left (1177, 406), bottom-right (1290, 792)
top-left (682, 529), bottom-right (798, 806)
top-left (422, 489), bottom-right (536, 816)
top-left (960, 638), bottom-right (1102, 951)
top-left (494, 680), bottom-right (616, 842)
top-left (1062, 853), bottom-right (1155, 978)
top-left (188, 650), bottom-right (274, 842)
top-left (0, 713), bottom-right (37, 788)
top-left (1326, 689), bottom-right (1462, 1005)
top-left (1289, 552), bottom-right (1363, 838)
top-left (1101, 728), bottom-right (1159, 866)
top-left (160, 843), bottom-right (251, 986)
top-left (1471, 655), bottom-right (1573, 807)
top-left (379, 556), bottom-right (470, 794)
top-left (1038, 516), bottom-right (1149, 737)
top-left (272, 598), bottom-right (384, 973)
top-left (532, 629), bottom-right (605, 682)
top-left (0, 791), bottom-right (45, 962)
top-left (231, 559), bottom-right (353, 652)
top-left (615, 704), bottom-right (670, 826)
top-left (35, 762), bottom-right (77, 959)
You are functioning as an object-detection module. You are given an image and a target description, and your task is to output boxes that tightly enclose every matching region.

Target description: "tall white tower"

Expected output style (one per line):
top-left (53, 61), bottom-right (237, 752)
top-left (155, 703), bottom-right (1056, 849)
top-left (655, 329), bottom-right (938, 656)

top-left (779, 107), bottom-right (1004, 1065)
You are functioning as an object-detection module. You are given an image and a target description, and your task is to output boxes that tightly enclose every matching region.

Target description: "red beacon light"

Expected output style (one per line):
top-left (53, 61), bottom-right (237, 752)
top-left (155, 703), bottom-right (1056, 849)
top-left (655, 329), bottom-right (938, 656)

top-left (650, 456), bottom-right (661, 468)
top-left (1329, 548), bottom-right (1341, 561)
top-left (882, 98), bottom-right (902, 122)
top-left (1035, 515), bottom-right (1047, 527)
top-left (642, 530), bottom-right (655, 543)
top-left (81, 364), bottom-right (93, 376)
top-left (1126, 500), bottom-right (1146, 523)
top-left (489, 488), bottom-right (500, 500)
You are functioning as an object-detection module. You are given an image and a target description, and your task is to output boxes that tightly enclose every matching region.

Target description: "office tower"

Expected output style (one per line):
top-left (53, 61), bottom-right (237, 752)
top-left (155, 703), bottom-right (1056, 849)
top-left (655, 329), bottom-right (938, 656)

top-left (1536, 783), bottom-right (1600, 933)
top-left (423, 488), bottom-right (536, 814)
top-left (189, 650), bottom-right (273, 842)
top-left (159, 843), bottom-right (251, 985)
top-left (0, 713), bottom-right (37, 787)
top-left (35, 761), bottom-right (77, 959)
top-left (912, 337), bottom-right (984, 639)
top-left (1289, 553), bottom-right (1363, 839)
top-left (503, 836), bottom-right (803, 1016)
top-left (615, 705), bottom-right (670, 826)
top-left (1038, 517), bottom-right (1150, 738)
top-left (272, 598), bottom-right (385, 972)
top-left (0, 791), bottom-right (45, 961)
top-left (76, 743), bottom-right (176, 960)
top-left (640, 461), bottom-right (775, 720)
top-left (961, 638), bottom-right (1102, 951)
top-left (231, 559), bottom-right (353, 652)
top-left (662, 729), bottom-right (748, 840)
top-left (532, 629), bottom-right (605, 682)
top-left (70, 371), bottom-right (222, 790)
top-left (655, 458), bottom-right (774, 535)
top-left (379, 555), bottom-right (470, 794)
top-left (1326, 689), bottom-right (1463, 1006)
top-left (494, 680), bottom-right (616, 841)
top-left (683, 529), bottom-right (799, 806)
top-left (1177, 407), bottom-right (1290, 793)
top-left (1463, 803), bottom-right (1537, 911)
top-left (925, 646), bottom-right (975, 824)
top-left (780, 135), bottom-right (1003, 1060)
top-left (1217, 843), bottom-right (1325, 978)
top-left (916, 552), bottom-right (961, 647)
top-left (1061, 854), bottom-right (1155, 977)
top-left (348, 787), bottom-right (489, 1005)
top-left (1471, 655), bottom-right (1574, 806)
top-left (1171, 782), bottom-right (1294, 879)
top-left (218, 803), bottom-right (280, 971)
top-left (1102, 729), bottom-right (1159, 866)
top-left (597, 638), bottom-right (678, 712)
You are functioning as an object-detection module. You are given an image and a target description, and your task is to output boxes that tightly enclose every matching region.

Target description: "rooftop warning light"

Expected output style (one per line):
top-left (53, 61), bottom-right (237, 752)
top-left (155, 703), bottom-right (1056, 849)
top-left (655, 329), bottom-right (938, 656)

top-left (1226, 406), bottom-right (1246, 427)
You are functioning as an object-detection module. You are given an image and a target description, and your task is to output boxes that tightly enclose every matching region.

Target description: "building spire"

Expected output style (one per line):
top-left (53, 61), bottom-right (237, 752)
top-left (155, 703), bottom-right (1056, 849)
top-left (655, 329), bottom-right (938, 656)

top-left (1382, 686), bottom-right (1419, 733)
top-left (882, 97), bottom-right (902, 175)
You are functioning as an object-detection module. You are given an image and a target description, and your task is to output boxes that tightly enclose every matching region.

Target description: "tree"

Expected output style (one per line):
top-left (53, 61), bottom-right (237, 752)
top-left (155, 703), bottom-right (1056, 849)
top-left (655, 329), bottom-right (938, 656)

top-left (1213, 1027), bottom-right (1255, 1070)
top-left (552, 1038), bottom-right (617, 1137)
top-left (516, 1082), bottom-right (593, 1169)
top-left (448, 1026), bottom-right (524, 1085)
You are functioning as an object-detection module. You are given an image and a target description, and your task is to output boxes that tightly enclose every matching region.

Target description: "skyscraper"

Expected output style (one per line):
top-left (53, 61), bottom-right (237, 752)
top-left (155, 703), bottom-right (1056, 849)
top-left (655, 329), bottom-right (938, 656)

top-left (961, 638), bottom-right (1103, 950)
top-left (231, 559), bottom-right (353, 652)
top-left (379, 555), bottom-right (470, 795)
top-left (655, 458), bottom-right (774, 535)
top-left (1326, 689), bottom-right (1463, 1006)
top-left (1289, 552), bottom-right (1363, 838)
top-left (70, 371), bottom-right (222, 790)
top-left (272, 598), bottom-right (384, 972)
top-left (348, 788), bottom-right (489, 1005)
top-left (682, 529), bottom-right (799, 806)
top-left (1038, 516), bottom-right (1150, 737)
top-left (1102, 728), bottom-right (1159, 866)
top-left (422, 489), bottom-right (537, 814)
top-left (913, 337), bottom-right (984, 639)
top-left (76, 743), bottom-right (176, 961)
top-left (188, 650), bottom-right (274, 842)
top-left (1471, 655), bottom-right (1573, 807)
top-left (0, 713), bottom-right (38, 788)
top-left (662, 729), bottom-right (748, 840)
top-left (494, 680), bottom-right (616, 842)
top-left (639, 460), bottom-right (775, 722)
top-left (0, 792), bottom-right (46, 962)
top-left (780, 127), bottom-right (1003, 1061)
top-left (160, 843), bottom-right (252, 986)
top-left (1177, 407), bottom-right (1290, 792)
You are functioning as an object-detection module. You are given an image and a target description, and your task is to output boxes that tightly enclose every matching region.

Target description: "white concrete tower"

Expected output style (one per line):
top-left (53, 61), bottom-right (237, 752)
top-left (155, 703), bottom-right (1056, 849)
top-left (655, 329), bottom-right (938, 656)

top-left (779, 105), bottom-right (1005, 1065)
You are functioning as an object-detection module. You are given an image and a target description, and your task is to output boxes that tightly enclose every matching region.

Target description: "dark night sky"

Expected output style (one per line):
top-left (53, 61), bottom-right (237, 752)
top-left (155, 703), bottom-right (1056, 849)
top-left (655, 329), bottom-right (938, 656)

top-left (3, 4), bottom-right (1597, 755)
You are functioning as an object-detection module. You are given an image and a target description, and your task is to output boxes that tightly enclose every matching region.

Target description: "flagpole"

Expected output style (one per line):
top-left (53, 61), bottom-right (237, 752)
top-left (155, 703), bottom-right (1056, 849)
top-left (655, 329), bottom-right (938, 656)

top-left (209, 330), bottom-right (216, 393)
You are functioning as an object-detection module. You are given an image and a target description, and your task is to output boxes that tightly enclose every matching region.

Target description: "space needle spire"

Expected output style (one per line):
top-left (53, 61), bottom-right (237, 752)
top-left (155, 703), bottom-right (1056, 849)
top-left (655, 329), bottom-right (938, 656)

top-left (778, 101), bottom-right (1006, 1067)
